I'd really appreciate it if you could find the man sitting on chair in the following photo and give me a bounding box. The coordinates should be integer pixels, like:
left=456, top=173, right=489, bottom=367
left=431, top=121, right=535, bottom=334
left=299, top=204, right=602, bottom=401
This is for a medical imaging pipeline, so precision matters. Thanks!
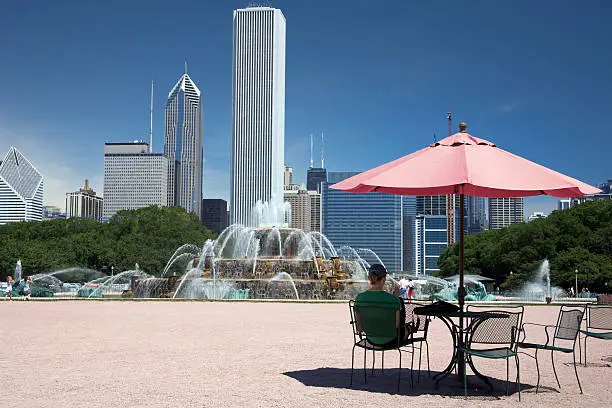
left=355, top=264, right=417, bottom=346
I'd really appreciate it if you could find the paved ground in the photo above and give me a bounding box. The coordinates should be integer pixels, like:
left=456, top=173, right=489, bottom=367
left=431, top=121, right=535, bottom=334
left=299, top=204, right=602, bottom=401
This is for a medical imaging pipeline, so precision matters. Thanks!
left=1, top=301, right=610, bottom=407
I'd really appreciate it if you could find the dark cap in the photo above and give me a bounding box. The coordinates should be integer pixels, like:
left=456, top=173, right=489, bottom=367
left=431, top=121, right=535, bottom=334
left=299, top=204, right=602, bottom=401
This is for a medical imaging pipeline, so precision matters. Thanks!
left=369, top=264, right=387, bottom=277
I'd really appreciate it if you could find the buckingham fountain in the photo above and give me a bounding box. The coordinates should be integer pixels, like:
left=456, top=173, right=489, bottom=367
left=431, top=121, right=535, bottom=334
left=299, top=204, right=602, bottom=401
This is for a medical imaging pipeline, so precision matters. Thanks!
left=129, top=198, right=377, bottom=300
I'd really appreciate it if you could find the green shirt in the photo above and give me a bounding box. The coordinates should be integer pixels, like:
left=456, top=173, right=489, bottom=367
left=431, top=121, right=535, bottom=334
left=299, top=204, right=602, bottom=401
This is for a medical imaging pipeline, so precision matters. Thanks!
left=355, top=290, right=402, bottom=345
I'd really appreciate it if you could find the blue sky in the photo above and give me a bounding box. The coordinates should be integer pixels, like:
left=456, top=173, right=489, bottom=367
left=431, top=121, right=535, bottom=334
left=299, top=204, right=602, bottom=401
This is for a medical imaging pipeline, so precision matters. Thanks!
left=0, top=0, right=610, bottom=217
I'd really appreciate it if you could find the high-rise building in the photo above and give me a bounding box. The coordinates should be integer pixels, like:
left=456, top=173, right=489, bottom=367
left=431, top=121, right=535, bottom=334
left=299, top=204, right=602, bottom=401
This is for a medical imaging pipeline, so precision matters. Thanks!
left=322, top=172, right=403, bottom=271
left=467, top=195, right=487, bottom=233
left=283, top=165, right=293, bottom=188
left=307, top=167, right=327, bottom=193
left=284, top=186, right=311, bottom=230
left=310, top=191, right=321, bottom=233
left=0, top=147, right=43, bottom=225
left=201, top=199, right=229, bottom=235
left=230, top=6, right=286, bottom=226
left=66, top=179, right=103, bottom=220
left=488, top=197, right=524, bottom=230
left=414, top=215, right=448, bottom=275
left=402, top=196, right=416, bottom=273
left=164, top=70, right=204, bottom=219
left=103, top=142, right=168, bottom=219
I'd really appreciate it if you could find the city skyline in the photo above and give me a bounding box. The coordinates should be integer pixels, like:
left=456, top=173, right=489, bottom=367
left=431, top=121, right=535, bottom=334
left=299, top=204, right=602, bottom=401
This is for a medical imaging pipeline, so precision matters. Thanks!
left=0, top=1, right=610, bottom=217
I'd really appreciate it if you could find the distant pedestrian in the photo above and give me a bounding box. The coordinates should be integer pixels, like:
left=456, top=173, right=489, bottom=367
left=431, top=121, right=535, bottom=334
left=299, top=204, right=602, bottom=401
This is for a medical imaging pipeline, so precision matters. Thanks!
left=5, top=276, right=13, bottom=300
left=399, top=276, right=409, bottom=300
left=23, top=276, right=32, bottom=300
left=569, top=287, right=575, bottom=297
left=407, top=279, right=415, bottom=303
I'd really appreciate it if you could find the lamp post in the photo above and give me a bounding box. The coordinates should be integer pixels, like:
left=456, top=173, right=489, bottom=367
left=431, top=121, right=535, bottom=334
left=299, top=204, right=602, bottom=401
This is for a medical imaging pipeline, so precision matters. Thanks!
left=111, top=266, right=114, bottom=277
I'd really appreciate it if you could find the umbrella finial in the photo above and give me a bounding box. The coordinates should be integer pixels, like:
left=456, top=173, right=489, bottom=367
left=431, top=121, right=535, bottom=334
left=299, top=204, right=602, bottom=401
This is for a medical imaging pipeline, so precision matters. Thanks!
left=459, top=122, right=468, bottom=132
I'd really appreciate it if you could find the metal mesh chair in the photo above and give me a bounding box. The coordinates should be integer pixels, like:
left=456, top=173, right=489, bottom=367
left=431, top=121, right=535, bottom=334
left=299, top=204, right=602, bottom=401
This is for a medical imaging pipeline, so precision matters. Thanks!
left=349, top=300, right=408, bottom=393
left=403, top=301, right=431, bottom=382
left=460, top=305, right=524, bottom=400
left=518, top=304, right=586, bottom=393
left=580, top=304, right=612, bottom=366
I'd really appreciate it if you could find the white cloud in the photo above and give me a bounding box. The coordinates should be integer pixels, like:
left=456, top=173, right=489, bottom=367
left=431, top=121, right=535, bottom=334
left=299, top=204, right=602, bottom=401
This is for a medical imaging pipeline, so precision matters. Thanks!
left=0, top=123, right=102, bottom=211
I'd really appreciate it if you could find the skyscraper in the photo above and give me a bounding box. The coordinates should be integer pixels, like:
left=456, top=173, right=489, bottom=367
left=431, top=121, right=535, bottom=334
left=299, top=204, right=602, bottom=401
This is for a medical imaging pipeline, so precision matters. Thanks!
left=103, top=142, right=168, bottom=219
left=201, top=199, right=229, bottom=235
left=164, top=69, right=203, bottom=219
left=322, top=172, right=403, bottom=271
left=0, top=147, right=43, bottom=224
left=307, top=168, right=327, bottom=193
left=488, top=197, right=524, bottom=230
left=66, top=179, right=103, bottom=220
left=230, top=6, right=286, bottom=226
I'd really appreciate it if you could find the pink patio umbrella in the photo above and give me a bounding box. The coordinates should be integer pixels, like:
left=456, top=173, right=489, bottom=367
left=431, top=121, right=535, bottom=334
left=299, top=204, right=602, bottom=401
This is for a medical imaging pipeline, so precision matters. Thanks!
left=331, top=122, right=600, bottom=311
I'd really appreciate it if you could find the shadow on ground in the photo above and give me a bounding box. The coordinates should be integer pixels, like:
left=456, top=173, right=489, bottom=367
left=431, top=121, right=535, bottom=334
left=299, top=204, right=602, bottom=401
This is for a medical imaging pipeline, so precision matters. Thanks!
left=283, top=368, right=539, bottom=399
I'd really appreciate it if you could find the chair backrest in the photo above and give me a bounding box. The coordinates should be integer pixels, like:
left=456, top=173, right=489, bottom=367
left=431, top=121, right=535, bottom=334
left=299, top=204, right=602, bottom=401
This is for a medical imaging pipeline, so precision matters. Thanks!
left=349, top=300, right=399, bottom=340
left=587, top=305, right=612, bottom=331
left=466, top=305, right=524, bottom=347
left=404, top=301, right=430, bottom=333
left=554, top=305, right=585, bottom=341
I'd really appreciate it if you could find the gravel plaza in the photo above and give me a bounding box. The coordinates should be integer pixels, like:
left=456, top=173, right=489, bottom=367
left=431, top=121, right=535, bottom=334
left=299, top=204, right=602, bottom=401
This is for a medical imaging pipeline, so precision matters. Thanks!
left=1, top=301, right=610, bottom=408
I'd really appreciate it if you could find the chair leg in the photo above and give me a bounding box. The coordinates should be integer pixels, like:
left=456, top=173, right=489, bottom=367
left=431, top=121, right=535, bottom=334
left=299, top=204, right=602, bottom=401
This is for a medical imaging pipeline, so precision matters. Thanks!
left=464, top=352, right=468, bottom=399
left=418, top=343, right=423, bottom=383
left=515, top=354, right=521, bottom=402
left=397, top=349, right=402, bottom=393
left=583, top=335, right=588, bottom=367
left=506, top=357, right=510, bottom=395
left=535, top=349, right=541, bottom=393
left=551, top=350, right=561, bottom=389
left=363, top=347, right=367, bottom=383
left=372, top=350, right=375, bottom=375
left=411, top=343, right=415, bottom=387
left=425, top=340, right=431, bottom=377
left=350, top=345, right=356, bottom=387
left=573, top=350, right=583, bottom=394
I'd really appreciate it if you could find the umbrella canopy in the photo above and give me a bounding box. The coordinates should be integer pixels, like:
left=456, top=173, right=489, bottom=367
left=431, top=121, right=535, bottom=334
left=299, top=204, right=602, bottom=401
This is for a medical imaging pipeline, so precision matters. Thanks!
left=331, top=123, right=600, bottom=198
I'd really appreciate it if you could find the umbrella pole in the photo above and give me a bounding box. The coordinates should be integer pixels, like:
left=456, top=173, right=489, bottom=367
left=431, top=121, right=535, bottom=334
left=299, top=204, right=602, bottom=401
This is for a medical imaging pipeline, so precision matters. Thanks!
left=458, top=193, right=466, bottom=379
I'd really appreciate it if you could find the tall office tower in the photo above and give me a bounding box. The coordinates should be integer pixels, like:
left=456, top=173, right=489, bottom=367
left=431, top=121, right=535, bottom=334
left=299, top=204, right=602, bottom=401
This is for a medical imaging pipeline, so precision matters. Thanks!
left=402, top=196, right=416, bottom=273
left=164, top=70, right=204, bottom=219
left=66, top=179, right=103, bottom=220
left=103, top=142, right=168, bottom=219
left=414, top=215, right=448, bottom=275
left=230, top=6, right=286, bottom=226
left=284, top=185, right=311, bottom=230
left=309, top=191, right=321, bottom=233
left=467, top=195, right=487, bottom=234
left=201, top=199, right=229, bottom=235
left=306, top=168, right=327, bottom=193
left=488, top=197, right=524, bottom=230
left=283, top=165, right=293, bottom=188
left=0, top=147, right=43, bottom=224
left=416, top=195, right=447, bottom=216
left=322, top=172, right=403, bottom=271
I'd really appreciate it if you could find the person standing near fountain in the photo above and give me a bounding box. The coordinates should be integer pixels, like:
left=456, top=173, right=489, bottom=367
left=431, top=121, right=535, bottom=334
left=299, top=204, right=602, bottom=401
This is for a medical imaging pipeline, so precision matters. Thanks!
left=399, top=276, right=409, bottom=300
left=355, top=264, right=416, bottom=346
left=407, top=278, right=415, bottom=303
left=5, top=276, right=13, bottom=300
left=22, top=276, right=32, bottom=300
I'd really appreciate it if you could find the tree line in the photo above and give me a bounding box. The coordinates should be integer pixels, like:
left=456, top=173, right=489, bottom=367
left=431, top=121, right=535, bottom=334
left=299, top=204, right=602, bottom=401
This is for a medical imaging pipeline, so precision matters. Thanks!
left=437, top=200, right=612, bottom=293
left=0, top=206, right=215, bottom=280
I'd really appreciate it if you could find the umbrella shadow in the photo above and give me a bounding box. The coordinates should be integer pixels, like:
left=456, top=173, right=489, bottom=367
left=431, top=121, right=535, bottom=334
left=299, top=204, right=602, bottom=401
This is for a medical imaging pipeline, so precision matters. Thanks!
left=283, top=367, right=535, bottom=398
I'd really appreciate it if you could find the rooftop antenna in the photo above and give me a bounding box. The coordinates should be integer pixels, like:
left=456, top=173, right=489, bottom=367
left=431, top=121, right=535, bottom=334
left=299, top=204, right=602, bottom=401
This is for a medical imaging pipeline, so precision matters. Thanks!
left=149, top=80, right=154, bottom=152
left=309, top=134, right=314, bottom=168
left=184, top=60, right=188, bottom=75
left=321, top=132, right=325, bottom=168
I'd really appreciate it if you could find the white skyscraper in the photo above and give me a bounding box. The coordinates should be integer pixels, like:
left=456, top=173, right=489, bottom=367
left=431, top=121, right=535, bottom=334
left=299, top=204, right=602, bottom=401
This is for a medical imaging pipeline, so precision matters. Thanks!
left=230, top=6, right=286, bottom=226
left=488, top=197, right=524, bottom=230
left=103, top=142, right=168, bottom=219
left=0, top=147, right=43, bottom=224
left=66, top=179, right=103, bottom=220
left=164, top=70, right=203, bottom=219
